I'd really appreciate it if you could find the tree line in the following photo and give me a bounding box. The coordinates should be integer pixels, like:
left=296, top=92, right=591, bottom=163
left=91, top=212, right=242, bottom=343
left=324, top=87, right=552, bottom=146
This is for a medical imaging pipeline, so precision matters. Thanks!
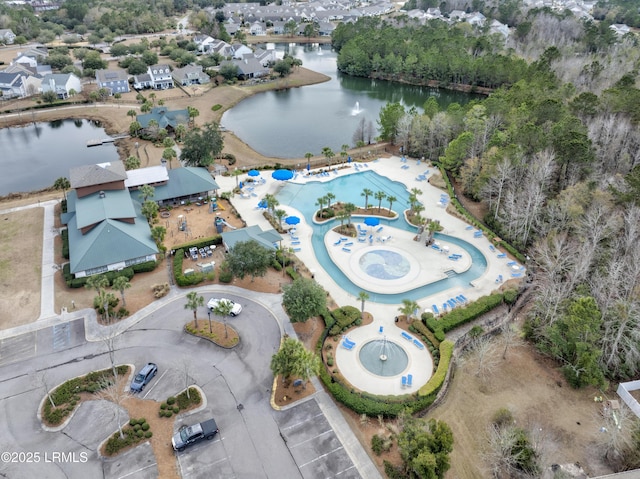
left=354, top=14, right=640, bottom=392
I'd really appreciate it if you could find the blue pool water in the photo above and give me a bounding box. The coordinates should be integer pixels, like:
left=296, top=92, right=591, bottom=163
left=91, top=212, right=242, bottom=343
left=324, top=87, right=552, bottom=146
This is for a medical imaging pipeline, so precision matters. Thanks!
left=275, top=170, right=487, bottom=303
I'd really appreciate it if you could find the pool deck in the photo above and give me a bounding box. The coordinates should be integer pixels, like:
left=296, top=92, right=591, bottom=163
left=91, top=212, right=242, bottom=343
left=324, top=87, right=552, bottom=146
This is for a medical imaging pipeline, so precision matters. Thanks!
left=220, top=156, right=524, bottom=395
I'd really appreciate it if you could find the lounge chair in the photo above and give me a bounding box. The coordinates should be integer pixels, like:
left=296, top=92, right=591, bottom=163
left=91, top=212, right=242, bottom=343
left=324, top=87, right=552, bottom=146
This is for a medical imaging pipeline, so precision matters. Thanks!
left=489, top=245, right=496, bottom=252
left=376, top=226, right=383, bottom=233
left=460, top=295, right=468, bottom=302
left=293, top=247, right=301, bottom=252
left=407, top=374, right=413, bottom=386
left=342, top=247, right=351, bottom=252
left=413, top=339, right=424, bottom=350
left=401, top=331, right=413, bottom=341
left=432, top=304, right=439, bottom=315
left=497, top=253, right=507, bottom=258
left=291, top=241, right=300, bottom=245
left=334, top=239, right=342, bottom=246
left=465, top=225, right=474, bottom=230
left=342, top=336, right=356, bottom=350
left=401, top=376, right=407, bottom=388
left=474, top=231, right=483, bottom=238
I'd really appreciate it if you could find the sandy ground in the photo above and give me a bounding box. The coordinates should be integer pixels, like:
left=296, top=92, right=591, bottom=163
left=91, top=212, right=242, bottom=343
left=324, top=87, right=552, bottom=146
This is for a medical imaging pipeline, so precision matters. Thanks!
left=0, top=208, right=43, bottom=326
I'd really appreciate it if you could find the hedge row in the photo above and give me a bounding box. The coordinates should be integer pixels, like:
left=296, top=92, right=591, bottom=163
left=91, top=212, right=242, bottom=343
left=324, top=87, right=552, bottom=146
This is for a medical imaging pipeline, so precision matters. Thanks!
left=63, top=261, right=158, bottom=288
left=173, top=248, right=205, bottom=287
left=285, top=266, right=300, bottom=280
left=61, top=229, right=69, bottom=259
left=328, top=306, right=361, bottom=336
left=438, top=165, right=525, bottom=263
left=174, top=235, right=222, bottom=252
left=424, top=293, right=504, bottom=338
left=418, top=340, right=454, bottom=397
left=409, top=320, right=440, bottom=347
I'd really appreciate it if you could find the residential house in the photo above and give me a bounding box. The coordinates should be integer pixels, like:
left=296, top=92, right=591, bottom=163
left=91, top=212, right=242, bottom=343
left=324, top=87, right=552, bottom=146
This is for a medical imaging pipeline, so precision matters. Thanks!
left=249, top=21, right=267, bottom=35
left=132, top=73, right=153, bottom=90
left=610, top=23, right=631, bottom=36
left=148, top=64, right=174, bottom=90
left=220, top=225, right=282, bottom=252
left=136, top=106, right=189, bottom=133
left=40, top=73, right=81, bottom=99
left=225, top=56, right=270, bottom=80
left=254, top=47, right=277, bottom=67
left=489, top=19, right=510, bottom=38
left=193, top=34, right=217, bottom=54
left=0, top=29, right=16, bottom=44
left=318, top=21, right=335, bottom=36
left=95, top=69, right=130, bottom=95
left=172, top=65, right=210, bottom=86
left=0, top=72, right=26, bottom=98
left=231, top=43, right=253, bottom=60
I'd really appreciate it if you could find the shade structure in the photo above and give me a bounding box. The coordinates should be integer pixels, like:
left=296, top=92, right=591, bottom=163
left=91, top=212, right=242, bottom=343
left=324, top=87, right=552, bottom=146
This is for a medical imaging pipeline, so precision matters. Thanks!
left=248, top=169, right=260, bottom=177
left=364, top=217, right=380, bottom=227
left=272, top=169, right=294, bottom=181
left=285, top=216, right=300, bottom=225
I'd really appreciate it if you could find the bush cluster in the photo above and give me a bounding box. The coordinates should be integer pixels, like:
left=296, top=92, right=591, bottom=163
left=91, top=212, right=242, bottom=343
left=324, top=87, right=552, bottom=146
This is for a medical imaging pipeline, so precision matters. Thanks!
left=418, top=341, right=453, bottom=397
left=328, top=306, right=361, bottom=336
left=217, top=261, right=233, bottom=283
left=173, top=249, right=205, bottom=286
left=104, top=418, right=151, bottom=456
left=285, top=266, right=300, bottom=280
left=424, top=293, right=504, bottom=339
left=61, top=229, right=69, bottom=259
left=42, top=366, right=129, bottom=425
left=158, top=387, right=202, bottom=418
left=63, top=261, right=157, bottom=288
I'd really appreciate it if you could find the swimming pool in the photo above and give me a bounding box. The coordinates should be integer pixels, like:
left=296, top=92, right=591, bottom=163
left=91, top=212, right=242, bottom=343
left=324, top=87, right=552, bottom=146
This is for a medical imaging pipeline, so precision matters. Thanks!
left=275, top=170, right=487, bottom=303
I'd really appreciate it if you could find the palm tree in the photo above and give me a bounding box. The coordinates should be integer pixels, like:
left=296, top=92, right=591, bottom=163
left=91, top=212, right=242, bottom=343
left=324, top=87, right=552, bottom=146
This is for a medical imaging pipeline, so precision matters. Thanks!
left=184, top=291, right=204, bottom=329
left=209, top=298, right=234, bottom=337
left=53, top=176, right=70, bottom=201
left=343, top=202, right=356, bottom=226
left=162, top=147, right=176, bottom=169
left=127, top=109, right=137, bottom=119
left=294, top=348, right=321, bottom=389
left=274, top=209, right=286, bottom=228
left=398, top=299, right=420, bottom=323
left=374, top=191, right=386, bottom=212
left=139, top=184, right=155, bottom=203
left=231, top=168, right=243, bottom=187
left=361, top=188, right=373, bottom=209
left=357, top=291, right=370, bottom=315
left=175, top=124, right=186, bottom=142
left=304, top=152, right=313, bottom=171
left=336, top=211, right=349, bottom=228
left=187, top=106, right=200, bottom=127
left=325, top=192, right=336, bottom=209
left=321, top=146, right=334, bottom=166
left=112, top=276, right=131, bottom=308
left=151, top=225, right=166, bottom=248
left=386, top=195, right=397, bottom=215
left=315, top=195, right=326, bottom=217
left=264, top=194, right=279, bottom=215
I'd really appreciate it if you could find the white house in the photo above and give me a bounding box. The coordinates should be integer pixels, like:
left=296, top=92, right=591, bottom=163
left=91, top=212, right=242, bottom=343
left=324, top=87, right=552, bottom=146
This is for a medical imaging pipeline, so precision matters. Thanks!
left=148, top=64, right=174, bottom=90
left=40, top=73, right=82, bottom=99
left=0, top=29, right=16, bottom=44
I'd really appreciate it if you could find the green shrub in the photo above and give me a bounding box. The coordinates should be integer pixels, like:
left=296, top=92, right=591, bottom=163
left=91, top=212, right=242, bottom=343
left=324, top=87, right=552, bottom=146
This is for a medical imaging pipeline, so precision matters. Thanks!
left=492, top=407, right=514, bottom=427
left=218, top=261, right=233, bottom=283
left=371, top=434, right=384, bottom=455
left=285, top=266, right=300, bottom=280
left=173, top=406, right=180, bottom=413
left=409, top=321, right=440, bottom=347
left=211, top=104, right=222, bottom=111
left=329, top=306, right=361, bottom=336
left=166, top=396, right=176, bottom=405
left=61, top=229, right=69, bottom=259
left=418, top=340, right=453, bottom=397
left=129, top=419, right=137, bottom=427
left=145, top=431, right=153, bottom=438
left=132, top=260, right=158, bottom=273
left=425, top=293, right=504, bottom=337
left=141, top=422, right=150, bottom=431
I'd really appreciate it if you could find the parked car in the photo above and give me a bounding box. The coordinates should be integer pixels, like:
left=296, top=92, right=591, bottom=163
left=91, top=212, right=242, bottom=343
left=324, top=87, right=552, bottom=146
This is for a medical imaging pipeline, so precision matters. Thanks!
left=207, top=298, right=242, bottom=316
left=130, top=363, right=158, bottom=392
left=172, top=418, right=219, bottom=451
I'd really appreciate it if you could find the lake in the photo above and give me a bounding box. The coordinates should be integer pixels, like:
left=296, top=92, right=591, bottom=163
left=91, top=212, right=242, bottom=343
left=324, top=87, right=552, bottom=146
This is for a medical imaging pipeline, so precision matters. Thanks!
left=221, top=43, right=480, bottom=158
left=0, top=119, right=119, bottom=196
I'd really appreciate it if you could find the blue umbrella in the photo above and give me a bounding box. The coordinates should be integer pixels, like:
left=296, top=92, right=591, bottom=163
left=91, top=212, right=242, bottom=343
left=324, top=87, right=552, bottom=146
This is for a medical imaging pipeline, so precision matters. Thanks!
left=364, top=217, right=380, bottom=227
left=248, top=169, right=260, bottom=177
left=272, top=169, right=294, bottom=181
left=285, top=216, right=300, bottom=225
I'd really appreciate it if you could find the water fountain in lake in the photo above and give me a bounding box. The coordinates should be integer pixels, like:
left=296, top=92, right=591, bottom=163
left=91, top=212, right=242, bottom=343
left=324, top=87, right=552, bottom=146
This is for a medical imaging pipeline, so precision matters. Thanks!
left=351, top=101, right=362, bottom=116
left=358, top=336, right=408, bottom=377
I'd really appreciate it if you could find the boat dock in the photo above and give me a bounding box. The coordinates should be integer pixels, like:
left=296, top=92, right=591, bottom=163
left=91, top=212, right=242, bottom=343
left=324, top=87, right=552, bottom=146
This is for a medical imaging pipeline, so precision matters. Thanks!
left=87, top=135, right=129, bottom=147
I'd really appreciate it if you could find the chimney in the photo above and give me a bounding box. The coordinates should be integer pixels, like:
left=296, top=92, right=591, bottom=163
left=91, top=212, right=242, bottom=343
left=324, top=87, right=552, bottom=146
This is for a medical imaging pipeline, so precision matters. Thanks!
left=99, top=191, right=105, bottom=198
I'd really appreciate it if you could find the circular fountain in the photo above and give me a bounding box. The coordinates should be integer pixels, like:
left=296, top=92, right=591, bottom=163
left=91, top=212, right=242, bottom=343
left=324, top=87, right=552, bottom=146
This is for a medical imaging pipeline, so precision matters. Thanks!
left=358, top=336, right=408, bottom=377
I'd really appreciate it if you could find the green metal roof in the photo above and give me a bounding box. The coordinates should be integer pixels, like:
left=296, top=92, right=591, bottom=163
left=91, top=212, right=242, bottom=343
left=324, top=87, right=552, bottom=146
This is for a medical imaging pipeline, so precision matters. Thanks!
left=131, top=167, right=219, bottom=203
left=67, top=201, right=158, bottom=274
left=74, top=189, right=137, bottom=230
left=221, top=225, right=282, bottom=251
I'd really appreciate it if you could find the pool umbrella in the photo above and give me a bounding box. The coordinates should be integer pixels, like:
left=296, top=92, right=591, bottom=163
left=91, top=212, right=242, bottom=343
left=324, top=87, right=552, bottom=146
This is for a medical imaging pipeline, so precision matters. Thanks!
left=364, top=217, right=380, bottom=227
left=248, top=169, right=260, bottom=177
left=285, top=216, right=300, bottom=226
left=272, top=169, right=294, bottom=181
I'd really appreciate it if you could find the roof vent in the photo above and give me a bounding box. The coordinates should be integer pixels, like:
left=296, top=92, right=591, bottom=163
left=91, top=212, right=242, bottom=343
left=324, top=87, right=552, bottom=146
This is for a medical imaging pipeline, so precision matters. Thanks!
left=99, top=191, right=105, bottom=198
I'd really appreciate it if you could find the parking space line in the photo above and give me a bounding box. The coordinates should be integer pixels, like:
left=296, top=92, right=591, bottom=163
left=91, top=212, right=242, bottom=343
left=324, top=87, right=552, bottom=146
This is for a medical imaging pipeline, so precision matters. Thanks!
left=289, top=429, right=333, bottom=448
left=281, top=412, right=324, bottom=430
left=299, top=446, right=345, bottom=468
left=118, top=463, right=157, bottom=479
left=334, top=464, right=358, bottom=476
left=142, top=369, right=168, bottom=399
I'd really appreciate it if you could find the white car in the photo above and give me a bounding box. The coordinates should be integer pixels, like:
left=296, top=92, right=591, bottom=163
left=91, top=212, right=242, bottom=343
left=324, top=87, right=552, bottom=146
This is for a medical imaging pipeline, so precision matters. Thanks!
left=207, top=298, right=242, bottom=316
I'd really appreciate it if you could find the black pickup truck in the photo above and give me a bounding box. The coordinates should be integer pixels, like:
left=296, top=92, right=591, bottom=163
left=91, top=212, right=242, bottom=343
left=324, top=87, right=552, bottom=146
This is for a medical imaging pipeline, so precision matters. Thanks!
left=172, top=418, right=219, bottom=452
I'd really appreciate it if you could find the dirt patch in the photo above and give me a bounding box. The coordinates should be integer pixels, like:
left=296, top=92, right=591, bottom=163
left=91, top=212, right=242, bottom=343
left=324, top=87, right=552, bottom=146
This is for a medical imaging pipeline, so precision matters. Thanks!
left=0, top=207, right=43, bottom=326
left=185, top=318, right=239, bottom=348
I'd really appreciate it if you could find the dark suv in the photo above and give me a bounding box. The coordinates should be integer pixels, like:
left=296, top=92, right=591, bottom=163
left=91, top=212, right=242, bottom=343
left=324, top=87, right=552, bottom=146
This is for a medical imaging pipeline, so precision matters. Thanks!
left=130, top=363, right=158, bottom=392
